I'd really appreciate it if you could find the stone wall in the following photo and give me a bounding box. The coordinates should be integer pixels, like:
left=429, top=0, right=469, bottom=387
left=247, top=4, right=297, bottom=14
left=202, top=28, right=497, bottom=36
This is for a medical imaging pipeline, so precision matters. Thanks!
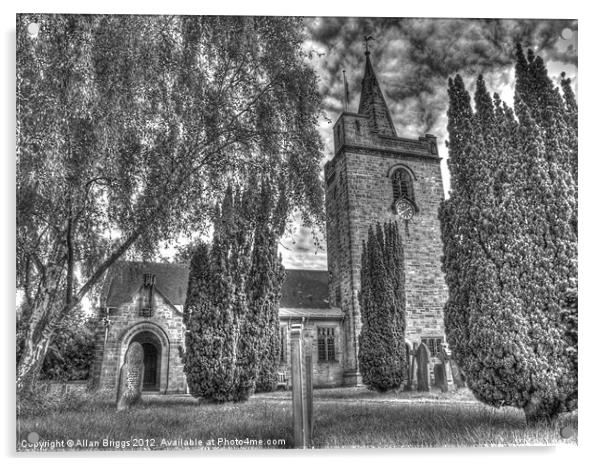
left=91, top=291, right=187, bottom=395
left=278, top=320, right=344, bottom=388
left=325, top=112, right=448, bottom=384
left=41, top=380, right=89, bottom=396
left=93, top=298, right=346, bottom=394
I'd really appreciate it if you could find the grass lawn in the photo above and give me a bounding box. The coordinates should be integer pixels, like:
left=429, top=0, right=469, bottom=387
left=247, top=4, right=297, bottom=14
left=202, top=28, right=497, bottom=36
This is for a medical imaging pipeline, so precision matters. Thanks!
left=17, top=387, right=577, bottom=451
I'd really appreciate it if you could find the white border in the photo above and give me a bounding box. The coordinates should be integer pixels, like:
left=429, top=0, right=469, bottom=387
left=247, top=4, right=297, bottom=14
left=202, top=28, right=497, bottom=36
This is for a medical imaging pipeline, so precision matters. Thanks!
left=3, top=2, right=597, bottom=466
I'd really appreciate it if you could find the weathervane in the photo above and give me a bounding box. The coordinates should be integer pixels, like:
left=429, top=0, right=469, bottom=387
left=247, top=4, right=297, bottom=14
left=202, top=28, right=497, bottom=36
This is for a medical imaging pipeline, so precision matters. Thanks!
left=363, top=35, right=374, bottom=54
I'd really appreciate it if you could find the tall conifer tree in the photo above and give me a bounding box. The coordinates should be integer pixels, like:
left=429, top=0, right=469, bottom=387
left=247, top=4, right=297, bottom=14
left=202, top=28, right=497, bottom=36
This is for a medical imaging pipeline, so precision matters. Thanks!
left=358, top=222, right=406, bottom=392
left=184, top=180, right=287, bottom=401
left=440, top=46, right=577, bottom=423
left=247, top=183, right=287, bottom=393
left=183, top=186, right=253, bottom=402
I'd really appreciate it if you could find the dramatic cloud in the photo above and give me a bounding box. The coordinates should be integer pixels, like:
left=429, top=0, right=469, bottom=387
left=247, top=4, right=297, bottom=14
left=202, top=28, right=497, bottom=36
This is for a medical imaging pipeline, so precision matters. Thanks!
left=306, top=17, right=577, bottom=146
left=280, top=17, right=578, bottom=271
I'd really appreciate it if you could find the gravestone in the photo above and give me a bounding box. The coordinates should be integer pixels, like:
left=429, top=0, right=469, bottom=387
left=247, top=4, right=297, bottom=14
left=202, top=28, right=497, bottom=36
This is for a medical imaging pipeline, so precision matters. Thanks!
left=435, top=344, right=455, bottom=392
left=433, top=363, right=446, bottom=391
left=116, top=342, right=144, bottom=411
left=441, top=342, right=455, bottom=390
left=415, top=342, right=431, bottom=391
left=290, top=323, right=313, bottom=448
left=449, top=359, right=466, bottom=388
left=410, top=342, right=419, bottom=390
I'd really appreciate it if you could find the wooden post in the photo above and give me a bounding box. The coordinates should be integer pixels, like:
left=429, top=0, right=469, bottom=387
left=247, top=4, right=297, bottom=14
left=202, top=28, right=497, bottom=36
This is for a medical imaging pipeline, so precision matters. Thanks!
left=290, top=323, right=312, bottom=448
left=304, top=328, right=314, bottom=439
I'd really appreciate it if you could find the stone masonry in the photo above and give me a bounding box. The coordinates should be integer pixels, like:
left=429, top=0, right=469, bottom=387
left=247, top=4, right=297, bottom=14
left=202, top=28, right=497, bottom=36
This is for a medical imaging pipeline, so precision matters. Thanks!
left=91, top=291, right=187, bottom=394
left=324, top=50, right=448, bottom=385
left=93, top=264, right=346, bottom=395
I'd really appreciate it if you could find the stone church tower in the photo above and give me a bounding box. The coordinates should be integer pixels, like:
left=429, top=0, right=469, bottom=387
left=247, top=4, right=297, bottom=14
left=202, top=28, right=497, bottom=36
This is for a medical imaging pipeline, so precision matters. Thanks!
left=324, top=49, right=448, bottom=386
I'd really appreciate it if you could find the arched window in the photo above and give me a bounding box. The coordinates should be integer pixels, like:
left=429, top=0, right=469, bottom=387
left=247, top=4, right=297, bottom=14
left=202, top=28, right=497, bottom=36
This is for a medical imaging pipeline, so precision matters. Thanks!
left=391, top=168, right=415, bottom=203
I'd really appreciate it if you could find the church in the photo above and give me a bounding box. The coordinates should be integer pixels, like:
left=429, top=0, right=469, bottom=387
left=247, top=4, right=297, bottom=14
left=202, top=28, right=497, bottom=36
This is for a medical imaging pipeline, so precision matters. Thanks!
left=91, top=49, right=448, bottom=394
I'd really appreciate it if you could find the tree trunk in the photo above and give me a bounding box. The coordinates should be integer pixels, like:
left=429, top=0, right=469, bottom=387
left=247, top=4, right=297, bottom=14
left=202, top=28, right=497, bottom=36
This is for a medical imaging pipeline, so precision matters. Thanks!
left=17, top=258, right=66, bottom=394
left=523, top=396, right=559, bottom=425
left=17, top=228, right=143, bottom=395
left=16, top=324, right=56, bottom=394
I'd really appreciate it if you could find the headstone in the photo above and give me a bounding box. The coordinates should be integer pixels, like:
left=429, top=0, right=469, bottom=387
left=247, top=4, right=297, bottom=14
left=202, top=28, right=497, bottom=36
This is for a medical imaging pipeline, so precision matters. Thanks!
left=449, top=359, right=466, bottom=388
left=441, top=343, right=455, bottom=390
left=435, top=344, right=455, bottom=392
left=433, top=363, right=446, bottom=391
left=415, top=342, right=431, bottom=391
left=290, top=324, right=313, bottom=448
left=116, top=342, right=144, bottom=411
left=410, top=342, right=419, bottom=390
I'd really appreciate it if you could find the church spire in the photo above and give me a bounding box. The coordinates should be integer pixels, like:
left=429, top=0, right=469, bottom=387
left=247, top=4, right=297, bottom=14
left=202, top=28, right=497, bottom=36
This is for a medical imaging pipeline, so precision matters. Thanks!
left=357, top=46, right=397, bottom=137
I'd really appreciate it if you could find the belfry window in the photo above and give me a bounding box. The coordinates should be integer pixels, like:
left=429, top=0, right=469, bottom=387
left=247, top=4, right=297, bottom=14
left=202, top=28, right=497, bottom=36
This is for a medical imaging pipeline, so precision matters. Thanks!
left=139, top=273, right=155, bottom=317
left=392, top=168, right=415, bottom=203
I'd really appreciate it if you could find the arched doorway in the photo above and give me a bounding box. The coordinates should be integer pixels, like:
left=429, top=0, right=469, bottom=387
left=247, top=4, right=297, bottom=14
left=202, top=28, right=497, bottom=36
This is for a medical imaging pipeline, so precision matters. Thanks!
left=118, top=322, right=170, bottom=393
left=130, top=331, right=162, bottom=392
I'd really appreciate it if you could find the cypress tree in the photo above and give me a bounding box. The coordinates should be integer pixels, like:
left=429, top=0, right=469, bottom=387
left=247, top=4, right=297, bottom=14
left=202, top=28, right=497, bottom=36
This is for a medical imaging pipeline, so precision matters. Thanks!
left=358, top=222, right=406, bottom=392
left=183, top=186, right=252, bottom=402
left=248, top=182, right=286, bottom=392
left=440, top=47, right=577, bottom=423
left=229, top=184, right=257, bottom=401
left=184, top=180, right=288, bottom=401
left=182, top=241, right=213, bottom=398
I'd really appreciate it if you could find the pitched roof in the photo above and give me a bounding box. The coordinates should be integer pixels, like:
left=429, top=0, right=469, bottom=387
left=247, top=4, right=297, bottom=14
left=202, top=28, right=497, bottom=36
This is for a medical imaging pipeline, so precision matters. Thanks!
left=102, top=261, right=190, bottom=308
left=101, top=262, right=331, bottom=310
left=280, top=269, right=331, bottom=309
left=358, top=51, right=397, bottom=137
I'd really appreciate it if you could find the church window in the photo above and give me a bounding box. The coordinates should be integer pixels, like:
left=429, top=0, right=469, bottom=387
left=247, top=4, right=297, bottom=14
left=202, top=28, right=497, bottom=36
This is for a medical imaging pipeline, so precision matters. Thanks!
left=421, top=336, right=443, bottom=358
left=318, top=327, right=336, bottom=362
left=355, top=120, right=361, bottom=134
left=392, top=168, right=415, bottom=203
left=139, top=273, right=155, bottom=317
left=280, top=325, right=288, bottom=363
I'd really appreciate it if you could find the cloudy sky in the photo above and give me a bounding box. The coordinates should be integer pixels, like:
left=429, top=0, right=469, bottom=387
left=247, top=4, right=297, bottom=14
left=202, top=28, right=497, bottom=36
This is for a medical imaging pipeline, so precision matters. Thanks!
left=278, top=17, right=578, bottom=271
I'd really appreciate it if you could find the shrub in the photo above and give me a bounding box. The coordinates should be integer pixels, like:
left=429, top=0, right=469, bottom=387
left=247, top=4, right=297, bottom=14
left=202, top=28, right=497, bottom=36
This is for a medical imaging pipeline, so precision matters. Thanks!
left=39, top=314, right=97, bottom=382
